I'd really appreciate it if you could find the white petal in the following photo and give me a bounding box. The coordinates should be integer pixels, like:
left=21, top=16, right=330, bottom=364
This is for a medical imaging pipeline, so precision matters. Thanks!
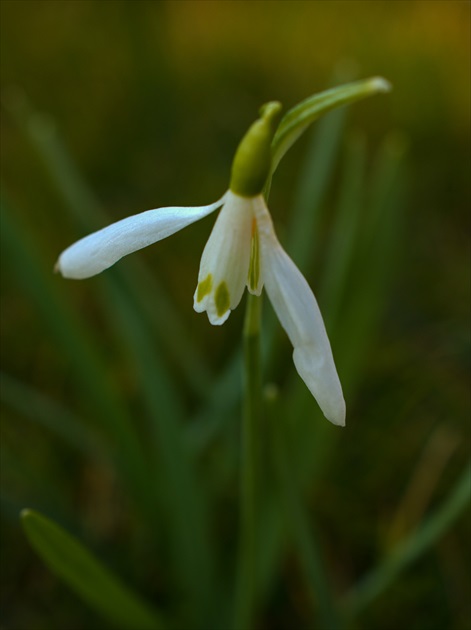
left=56, top=195, right=226, bottom=279
left=193, top=191, right=253, bottom=325
left=254, top=198, right=345, bottom=426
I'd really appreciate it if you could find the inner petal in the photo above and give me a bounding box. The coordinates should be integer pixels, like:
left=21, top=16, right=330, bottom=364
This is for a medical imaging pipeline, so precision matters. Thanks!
left=247, top=216, right=263, bottom=296
left=193, top=191, right=254, bottom=325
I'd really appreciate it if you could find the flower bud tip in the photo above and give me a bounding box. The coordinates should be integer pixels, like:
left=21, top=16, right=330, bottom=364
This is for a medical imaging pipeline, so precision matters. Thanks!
left=230, top=102, right=283, bottom=197
left=371, top=77, right=392, bottom=93
left=259, top=101, right=283, bottom=128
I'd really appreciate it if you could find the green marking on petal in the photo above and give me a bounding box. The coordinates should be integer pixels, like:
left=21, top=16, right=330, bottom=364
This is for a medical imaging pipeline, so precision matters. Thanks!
left=248, top=221, right=260, bottom=291
left=196, top=274, right=213, bottom=302
left=215, top=281, right=230, bottom=317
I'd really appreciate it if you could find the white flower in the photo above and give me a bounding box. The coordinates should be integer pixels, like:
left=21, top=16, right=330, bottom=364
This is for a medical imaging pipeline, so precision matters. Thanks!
left=56, top=101, right=345, bottom=426
left=56, top=189, right=345, bottom=426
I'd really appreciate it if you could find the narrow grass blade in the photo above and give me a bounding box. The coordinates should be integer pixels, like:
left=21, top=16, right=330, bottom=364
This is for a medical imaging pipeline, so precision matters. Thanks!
left=2, top=198, right=214, bottom=617
left=0, top=372, right=103, bottom=459
left=185, top=350, right=241, bottom=454
left=104, top=275, right=185, bottom=428
left=1, top=444, right=73, bottom=522
left=121, top=262, right=213, bottom=396
left=319, top=133, right=366, bottom=329
left=271, top=77, right=391, bottom=173
left=336, top=133, right=408, bottom=392
left=342, top=461, right=471, bottom=617
left=4, top=96, right=217, bottom=613
left=2, top=91, right=212, bottom=397
left=271, top=399, right=342, bottom=629
left=0, top=198, right=151, bottom=516
left=256, top=493, right=286, bottom=605
left=102, top=276, right=215, bottom=626
left=21, top=509, right=164, bottom=630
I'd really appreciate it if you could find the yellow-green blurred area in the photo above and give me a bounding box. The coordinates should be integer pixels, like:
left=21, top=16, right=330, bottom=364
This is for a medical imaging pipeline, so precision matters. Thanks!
left=1, top=1, right=470, bottom=629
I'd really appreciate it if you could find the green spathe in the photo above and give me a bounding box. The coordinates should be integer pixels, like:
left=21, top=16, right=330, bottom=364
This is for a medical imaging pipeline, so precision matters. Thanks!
left=230, top=102, right=282, bottom=197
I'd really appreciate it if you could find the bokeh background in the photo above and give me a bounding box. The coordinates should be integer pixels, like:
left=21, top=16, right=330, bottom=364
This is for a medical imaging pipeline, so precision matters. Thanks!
left=1, top=1, right=470, bottom=629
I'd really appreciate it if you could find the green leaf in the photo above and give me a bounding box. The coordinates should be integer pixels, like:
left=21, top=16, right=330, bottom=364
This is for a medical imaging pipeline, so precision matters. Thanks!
left=21, top=509, right=164, bottom=630
left=270, top=395, right=342, bottom=629
left=0, top=196, right=152, bottom=520
left=1, top=445, right=72, bottom=522
left=271, top=76, right=391, bottom=173
left=342, top=461, right=471, bottom=617
left=319, top=132, right=367, bottom=330
left=4, top=97, right=216, bottom=622
left=0, top=372, right=103, bottom=459
left=336, top=132, right=408, bottom=393
left=2, top=91, right=212, bottom=398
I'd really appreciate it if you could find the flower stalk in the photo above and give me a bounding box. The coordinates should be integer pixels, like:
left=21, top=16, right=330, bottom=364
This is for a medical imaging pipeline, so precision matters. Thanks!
left=235, top=292, right=262, bottom=629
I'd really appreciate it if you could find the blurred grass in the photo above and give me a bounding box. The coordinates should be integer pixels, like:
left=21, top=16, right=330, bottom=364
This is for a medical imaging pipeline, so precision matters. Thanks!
left=21, top=509, right=164, bottom=630
left=1, top=1, right=470, bottom=629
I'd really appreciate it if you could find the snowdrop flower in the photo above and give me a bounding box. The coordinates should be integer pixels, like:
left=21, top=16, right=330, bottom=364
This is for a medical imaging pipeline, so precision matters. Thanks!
left=57, top=103, right=345, bottom=426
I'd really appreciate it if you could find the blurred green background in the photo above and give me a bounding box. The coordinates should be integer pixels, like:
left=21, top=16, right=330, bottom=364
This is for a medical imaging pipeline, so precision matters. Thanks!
left=1, top=1, right=470, bottom=629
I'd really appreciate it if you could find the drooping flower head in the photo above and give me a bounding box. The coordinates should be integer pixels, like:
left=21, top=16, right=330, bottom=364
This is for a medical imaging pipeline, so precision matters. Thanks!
left=57, top=101, right=346, bottom=426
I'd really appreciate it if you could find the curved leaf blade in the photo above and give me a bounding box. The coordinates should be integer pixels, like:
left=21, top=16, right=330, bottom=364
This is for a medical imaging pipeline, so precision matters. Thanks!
left=21, top=510, right=164, bottom=630
left=271, top=76, right=391, bottom=172
left=342, top=460, right=471, bottom=616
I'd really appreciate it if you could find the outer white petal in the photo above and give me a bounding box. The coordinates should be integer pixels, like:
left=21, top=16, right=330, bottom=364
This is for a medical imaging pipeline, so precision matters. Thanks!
left=56, top=195, right=226, bottom=279
left=193, top=191, right=253, bottom=325
left=254, top=198, right=346, bottom=426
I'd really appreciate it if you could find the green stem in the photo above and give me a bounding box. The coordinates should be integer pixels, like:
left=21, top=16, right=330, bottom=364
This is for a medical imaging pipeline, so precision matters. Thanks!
left=235, top=293, right=262, bottom=630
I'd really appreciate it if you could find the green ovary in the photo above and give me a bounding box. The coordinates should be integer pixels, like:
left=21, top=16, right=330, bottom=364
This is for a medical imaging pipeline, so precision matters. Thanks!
left=215, top=281, right=230, bottom=317
left=196, top=274, right=213, bottom=302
